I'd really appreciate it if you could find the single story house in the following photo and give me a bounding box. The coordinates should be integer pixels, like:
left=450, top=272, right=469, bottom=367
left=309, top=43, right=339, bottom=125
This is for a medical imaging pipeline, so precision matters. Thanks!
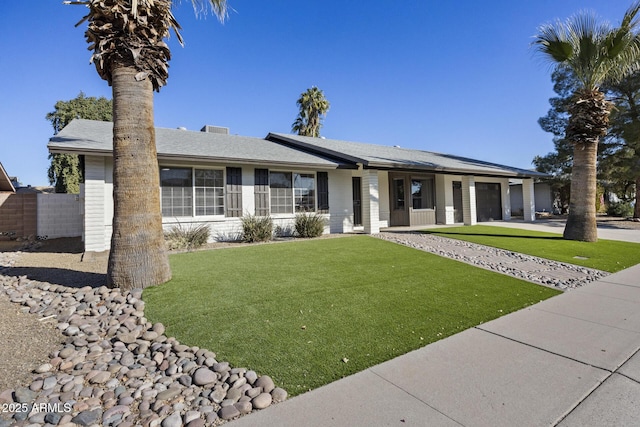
left=48, top=119, right=546, bottom=252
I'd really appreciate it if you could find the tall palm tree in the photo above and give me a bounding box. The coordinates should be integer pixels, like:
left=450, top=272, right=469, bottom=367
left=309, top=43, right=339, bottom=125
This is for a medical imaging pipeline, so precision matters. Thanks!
left=534, top=2, right=640, bottom=241
left=292, top=86, right=330, bottom=137
left=70, top=0, right=227, bottom=290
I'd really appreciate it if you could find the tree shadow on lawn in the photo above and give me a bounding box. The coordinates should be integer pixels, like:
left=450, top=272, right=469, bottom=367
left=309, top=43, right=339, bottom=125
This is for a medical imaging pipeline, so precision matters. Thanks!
left=1, top=266, right=106, bottom=288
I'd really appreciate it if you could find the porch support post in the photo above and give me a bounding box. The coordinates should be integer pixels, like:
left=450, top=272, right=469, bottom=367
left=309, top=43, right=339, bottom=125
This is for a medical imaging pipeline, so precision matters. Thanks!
left=522, top=178, right=536, bottom=221
left=435, top=174, right=451, bottom=224
left=462, top=175, right=477, bottom=226
left=362, top=170, right=380, bottom=234
left=501, top=179, right=512, bottom=221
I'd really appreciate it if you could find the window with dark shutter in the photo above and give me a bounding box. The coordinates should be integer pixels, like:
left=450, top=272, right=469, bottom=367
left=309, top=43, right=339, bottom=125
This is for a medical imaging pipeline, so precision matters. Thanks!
left=254, top=168, right=270, bottom=216
left=226, top=167, right=242, bottom=217
left=317, top=172, right=329, bottom=213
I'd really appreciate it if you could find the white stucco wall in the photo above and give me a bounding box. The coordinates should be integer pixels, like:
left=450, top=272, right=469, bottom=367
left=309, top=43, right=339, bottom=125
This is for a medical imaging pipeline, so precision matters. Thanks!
left=377, top=171, right=389, bottom=228
left=81, top=158, right=356, bottom=251
left=328, top=169, right=355, bottom=233
left=435, top=174, right=458, bottom=224
left=362, top=170, right=381, bottom=233
left=511, top=182, right=552, bottom=214
left=83, top=156, right=109, bottom=252
left=37, top=193, right=83, bottom=239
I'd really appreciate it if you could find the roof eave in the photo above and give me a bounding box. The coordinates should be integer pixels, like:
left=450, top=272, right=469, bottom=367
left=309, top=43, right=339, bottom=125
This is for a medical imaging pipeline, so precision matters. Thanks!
left=363, top=162, right=548, bottom=179
left=157, top=153, right=350, bottom=170
left=47, top=147, right=353, bottom=170
left=47, top=145, right=111, bottom=156
left=266, top=133, right=366, bottom=166
left=0, top=162, right=16, bottom=192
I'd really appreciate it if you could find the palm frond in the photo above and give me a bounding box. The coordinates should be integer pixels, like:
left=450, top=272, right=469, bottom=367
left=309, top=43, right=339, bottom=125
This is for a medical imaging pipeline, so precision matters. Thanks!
left=186, top=0, right=228, bottom=21
left=534, top=6, right=640, bottom=91
left=78, top=0, right=227, bottom=91
left=534, top=21, right=573, bottom=63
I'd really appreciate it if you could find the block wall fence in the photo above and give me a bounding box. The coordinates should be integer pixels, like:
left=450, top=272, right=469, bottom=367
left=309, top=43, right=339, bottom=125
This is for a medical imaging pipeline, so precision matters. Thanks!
left=0, top=193, right=82, bottom=240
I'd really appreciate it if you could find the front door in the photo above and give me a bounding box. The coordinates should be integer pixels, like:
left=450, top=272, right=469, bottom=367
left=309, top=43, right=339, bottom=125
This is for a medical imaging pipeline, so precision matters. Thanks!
left=352, top=177, right=362, bottom=226
left=389, top=175, right=410, bottom=226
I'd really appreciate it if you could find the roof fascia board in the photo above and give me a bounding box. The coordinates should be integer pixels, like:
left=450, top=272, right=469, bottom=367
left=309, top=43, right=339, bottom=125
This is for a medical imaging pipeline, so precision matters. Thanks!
left=158, top=154, right=349, bottom=170
left=362, top=164, right=549, bottom=179
left=48, top=148, right=354, bottom=170
left=0, top=162, right=16, bottom=192
left=266, top=133, right=364, bottom=166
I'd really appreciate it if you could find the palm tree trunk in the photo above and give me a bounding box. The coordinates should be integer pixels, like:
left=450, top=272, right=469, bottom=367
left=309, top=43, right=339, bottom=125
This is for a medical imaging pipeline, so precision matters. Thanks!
left=107, top=66, right=172, bottom=290
left=563, top=142, right=598, bottom=241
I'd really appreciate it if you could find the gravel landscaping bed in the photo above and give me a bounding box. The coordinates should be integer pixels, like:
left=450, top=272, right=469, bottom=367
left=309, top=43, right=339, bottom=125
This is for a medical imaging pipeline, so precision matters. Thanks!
left=0, top=244, right=286, bottom=427
left=375, top=232, right=610, bottom=290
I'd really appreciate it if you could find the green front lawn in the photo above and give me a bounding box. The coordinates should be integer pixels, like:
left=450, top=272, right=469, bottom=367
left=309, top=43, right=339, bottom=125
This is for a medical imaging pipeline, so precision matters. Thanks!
left=424, top=225, right=640, bottom=272
left=143, top=236, right=559, bottom=396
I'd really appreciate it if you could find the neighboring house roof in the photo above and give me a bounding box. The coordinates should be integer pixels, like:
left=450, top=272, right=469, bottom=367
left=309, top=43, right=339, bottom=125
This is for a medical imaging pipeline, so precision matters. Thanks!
left=267, top=133, right=547, bottom=179
left=48, top=119, right=352, bottom=170
left=0, top=162, right=16, bottom=192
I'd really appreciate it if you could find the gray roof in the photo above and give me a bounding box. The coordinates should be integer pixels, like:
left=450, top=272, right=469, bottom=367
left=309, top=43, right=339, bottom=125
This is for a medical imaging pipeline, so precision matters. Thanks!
left=267, top=133, right=547, bottom=179
left=48, top=119, right=349, bottom=169
left=48, top=119, right=546, bottom=179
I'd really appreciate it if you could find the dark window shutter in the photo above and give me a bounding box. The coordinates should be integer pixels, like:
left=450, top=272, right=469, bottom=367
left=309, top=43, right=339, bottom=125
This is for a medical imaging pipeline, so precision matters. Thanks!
left=226, top=167, right=242, bottom=217
left=254, top=168, right=270, bottom=216
left=317, top=171, right=329, bottom=213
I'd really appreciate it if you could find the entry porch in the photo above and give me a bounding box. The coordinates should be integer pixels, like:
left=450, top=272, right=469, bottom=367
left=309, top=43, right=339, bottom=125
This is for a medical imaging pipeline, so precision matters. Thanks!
left=351, top=170, right=537, bottom=234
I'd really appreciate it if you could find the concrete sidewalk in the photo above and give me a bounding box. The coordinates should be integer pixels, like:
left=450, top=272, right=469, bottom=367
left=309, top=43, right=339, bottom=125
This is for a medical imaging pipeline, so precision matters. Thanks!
left=231, top=222, right=640, bottom=426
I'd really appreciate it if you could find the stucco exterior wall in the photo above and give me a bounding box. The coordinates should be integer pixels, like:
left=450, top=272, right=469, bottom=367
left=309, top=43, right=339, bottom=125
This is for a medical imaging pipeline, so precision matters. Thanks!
left=83, top=156, right=110, bottom=251
left=511, top=182, right=553, bottom=215
left=37, top=193, right=82, bottom=239
left=328, top=169, right=355, bottom=233
left=377, top=171, right=390, bottom=228
left=82, top=158, right=353, bottom=251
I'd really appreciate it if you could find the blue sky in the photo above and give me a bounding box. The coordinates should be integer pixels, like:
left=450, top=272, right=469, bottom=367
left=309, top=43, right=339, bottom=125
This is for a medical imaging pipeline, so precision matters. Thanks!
left=0, top=1, right=632, bottom=186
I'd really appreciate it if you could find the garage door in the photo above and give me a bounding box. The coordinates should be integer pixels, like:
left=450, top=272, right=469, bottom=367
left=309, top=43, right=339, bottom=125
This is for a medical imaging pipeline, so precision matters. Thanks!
left=476, top=182, right=502, bottom=221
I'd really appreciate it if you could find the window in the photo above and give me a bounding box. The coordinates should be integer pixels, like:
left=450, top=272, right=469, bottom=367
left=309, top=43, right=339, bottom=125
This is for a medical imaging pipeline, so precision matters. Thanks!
left=195, top=169, right=224, bottom=216
left=294, top=173, right=316, bottom=212
left=160, top=167, right=225, bottom=217
left=161, top=168, right=193, bottom=216
left=270, top=172, right=293, bottom=214
left=269, top=171, right=316, bottom=214
left=412, top=178, right=435, bottom=209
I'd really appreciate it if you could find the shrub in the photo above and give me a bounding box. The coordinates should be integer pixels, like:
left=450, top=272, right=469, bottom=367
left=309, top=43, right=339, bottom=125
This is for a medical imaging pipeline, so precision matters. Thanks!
left=241, top=214, right=273, bottom=243
left=295, top=213, right=327, bottom=238
left=164, top=222, right=210, bottom=251
left=607, top=201, right=634, bottom=218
